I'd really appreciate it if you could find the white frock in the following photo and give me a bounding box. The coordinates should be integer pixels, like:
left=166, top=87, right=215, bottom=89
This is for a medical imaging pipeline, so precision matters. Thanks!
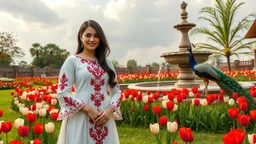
left=56, top=55, right=122, bottom=144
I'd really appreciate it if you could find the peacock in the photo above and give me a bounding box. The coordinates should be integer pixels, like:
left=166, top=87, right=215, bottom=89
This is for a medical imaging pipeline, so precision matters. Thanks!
left=187, top=44, right=255, bottom=110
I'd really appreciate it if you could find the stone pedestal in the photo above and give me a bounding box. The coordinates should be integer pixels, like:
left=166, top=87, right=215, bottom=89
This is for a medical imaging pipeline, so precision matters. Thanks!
left=175, top=64, right=199, bottom=88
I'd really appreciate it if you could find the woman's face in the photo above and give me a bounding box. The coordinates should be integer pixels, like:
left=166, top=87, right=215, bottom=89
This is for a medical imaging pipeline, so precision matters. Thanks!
left=80, top=26, right=100, bottom=52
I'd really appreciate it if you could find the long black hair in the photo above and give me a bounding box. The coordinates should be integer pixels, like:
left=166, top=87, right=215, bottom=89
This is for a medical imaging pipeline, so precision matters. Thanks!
left=76, top=20, right=117, bottom=88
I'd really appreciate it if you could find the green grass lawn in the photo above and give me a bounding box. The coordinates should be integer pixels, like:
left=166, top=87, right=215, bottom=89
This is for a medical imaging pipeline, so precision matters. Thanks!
left=0, top=89, right=224, bottom=144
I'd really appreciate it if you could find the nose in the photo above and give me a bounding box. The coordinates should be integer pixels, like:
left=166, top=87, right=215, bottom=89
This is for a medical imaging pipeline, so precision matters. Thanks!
left=89, top=36, right=95, bottom=42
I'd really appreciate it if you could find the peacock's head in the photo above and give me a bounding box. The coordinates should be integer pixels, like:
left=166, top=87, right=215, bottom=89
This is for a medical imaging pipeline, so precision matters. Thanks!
left=187, top=46, right=192, bottom=52
left=187, top=43, right=195, bottom=52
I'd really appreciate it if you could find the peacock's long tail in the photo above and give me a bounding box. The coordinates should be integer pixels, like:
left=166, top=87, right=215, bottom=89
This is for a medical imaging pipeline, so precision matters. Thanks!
left=212, top=67, right=255, bottom=110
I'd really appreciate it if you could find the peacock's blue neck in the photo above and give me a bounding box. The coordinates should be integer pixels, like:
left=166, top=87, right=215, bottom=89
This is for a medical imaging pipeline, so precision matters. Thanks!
left=189, top=50, right=197, bottom=69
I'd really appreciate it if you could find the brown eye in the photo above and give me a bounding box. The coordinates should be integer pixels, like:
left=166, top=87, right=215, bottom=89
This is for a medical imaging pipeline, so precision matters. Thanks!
left=85, top=34, right=91, bottom=38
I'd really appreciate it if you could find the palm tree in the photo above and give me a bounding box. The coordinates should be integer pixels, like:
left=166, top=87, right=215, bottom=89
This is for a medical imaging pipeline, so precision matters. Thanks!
left=190, top=0, right=256, bottom=71
left=30, top=43, right=41, bottom=57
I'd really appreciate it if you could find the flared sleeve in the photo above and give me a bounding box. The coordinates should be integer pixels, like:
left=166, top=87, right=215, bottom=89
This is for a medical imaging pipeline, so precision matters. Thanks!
left=106, top=59, right=123, bottom=120
left=57, top=56, right=86, bottom=120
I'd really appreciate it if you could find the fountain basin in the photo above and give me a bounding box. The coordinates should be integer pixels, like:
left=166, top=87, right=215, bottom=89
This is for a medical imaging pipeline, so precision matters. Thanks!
left=160, top=51, right=212, bottom=64
left=127, top=80, right=255, bottom=95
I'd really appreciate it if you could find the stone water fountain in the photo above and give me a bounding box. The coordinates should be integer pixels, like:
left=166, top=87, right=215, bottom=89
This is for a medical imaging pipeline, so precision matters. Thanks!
left=160, top=1, right=212, bottom=88
left=127, top=1, right=254, bottom=93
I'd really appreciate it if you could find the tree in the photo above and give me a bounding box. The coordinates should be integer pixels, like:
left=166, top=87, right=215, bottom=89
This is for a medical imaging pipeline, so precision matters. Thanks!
left=126, top=59, right=138, bottom=67
left=111, top=60, right=120, bottom=68
left=0, top=52, right=12, bottom=67
left=0, top=32, right=25, bottom=66
left=30, top=43, right=42, bottom=58
left=151, top=62, right=159, bottom=67
left=19, top=61, right=28, bottom=67
left=30, top=43, right=70, bottom=68
left=190, top=0, right=256, bottom=71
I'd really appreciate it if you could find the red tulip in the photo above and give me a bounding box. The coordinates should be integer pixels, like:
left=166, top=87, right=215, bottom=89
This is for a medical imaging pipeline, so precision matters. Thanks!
left=250, top=110, right=256, bottom=121
left=131, top=107, right=135, bottom=112
left=220, top=89, right=225, bottom=95
left=10, top=140, right=22, bottom=144
left=144, top=104, right=149, bottom=111
left=179, top=127, right=194, bottom=142
left=33, top=123, right=44, bottom=135
left=33, top=138, right=42, bottom=144
left=194, top=99, right=200, bottom=106
left=0, top=109, right=3, bottom=117
left=166, top=101, right=174, bottom=110
left=152, top=106, right=162, bottom=115
left=147, top=90, right=151, bottom=95
left=238, top=114, right=250, bottom=127
left=195, top=93, right=201, bottom=98
left=223, top=128, right=245, bottom=144
left=168, top=93, right=174, bottom=101
left=1, top=121, right=12, bottom=133
left=238, top=102, right=248, bottom=111
left=228, top=108, right=239, bottom=119
left=26, top=113, right=37, bottom=123
left=191, top=87, right=198, bottom=94
left=148, top=97, right=153, bottom=103
left=159, top=116, right=168, bottom=126
left=176, top=94, right=183, bottom=103
left=172, top=142, right=178, bottom=144
left=237, top=96, right=246, bottom=104
left=18, top=126, right=29, bottom=137
left=232, top=92, right=239, bottom=99
left=50, top=112, right=59, bottom=121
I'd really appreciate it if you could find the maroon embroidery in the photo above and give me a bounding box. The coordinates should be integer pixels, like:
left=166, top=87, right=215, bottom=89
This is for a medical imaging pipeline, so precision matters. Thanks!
left=58, top=99, right=85, bottom=120
left=89, top=125, right=108, bottom=144
left=59, top=73, right=68, bottom=91
left=63, top=96, right=78, bottom=107
left=84, top=59, right=105, bottom=108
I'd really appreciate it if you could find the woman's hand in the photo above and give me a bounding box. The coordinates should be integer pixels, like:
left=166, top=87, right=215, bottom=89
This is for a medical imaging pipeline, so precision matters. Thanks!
left=95, top=106, right=114, bottom=126
left=81, top=105, right=100, bottom=122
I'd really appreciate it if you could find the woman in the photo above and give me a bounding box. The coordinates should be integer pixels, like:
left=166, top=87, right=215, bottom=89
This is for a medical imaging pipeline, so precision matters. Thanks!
left=57, top=20, right=122, bottom=144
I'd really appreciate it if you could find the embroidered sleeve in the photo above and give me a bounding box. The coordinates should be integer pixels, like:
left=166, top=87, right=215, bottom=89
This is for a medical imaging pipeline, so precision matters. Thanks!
left=106, top=59, right=122, bottom=120
left=57, top=56, right=86, bottom=120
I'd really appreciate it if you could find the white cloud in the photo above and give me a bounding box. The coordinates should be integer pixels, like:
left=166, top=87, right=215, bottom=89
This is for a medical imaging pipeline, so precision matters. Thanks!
left=0, top=0, right=255, bottom=66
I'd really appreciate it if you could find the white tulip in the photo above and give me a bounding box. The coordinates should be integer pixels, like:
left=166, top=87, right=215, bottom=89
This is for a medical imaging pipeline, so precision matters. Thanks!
left=142, top=96, right=149, bottom=103
left=172, top=104, right=178, bottom=112
left=248, top=133, right=256, bottom=144
left=189, top=92, right=195, bottom=97
left=51, top=99, right=57, bottom=105
left=224, top=96, right=230, bottom=103
left=49, top=109, right=59, bottom=114
left=228, top=99, right=235, bottom=106
left=45, top=122, right=55, bottom=133
left=14, top=118, right=24, bottom=129
left=43, top=104, right=49, bottom=110
left=36, top=103, right=43, bottom=110
left=173, top=98, right=178, bottom=103
left=162, top=100, right=167, bottom=109
left=39, top=108, right=47, bottom=117
left=167, top=121, right=178, bottom=133
left=0, top=140, right=4, bottom=144
left=162, top=95, right=168, bottom=101
left=20, top=107, right=29, bottom=115
left=14, top=100, right=19, bottom=105
left=149, top=123, right=159, bottom=134
left=0, top=121, right=4, bottom=129
left=200, top=99, right=208, bottom=106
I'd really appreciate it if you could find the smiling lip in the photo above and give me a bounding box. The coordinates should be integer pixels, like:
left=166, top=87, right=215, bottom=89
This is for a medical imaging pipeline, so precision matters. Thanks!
left=88, top=43, right=96, bottom=47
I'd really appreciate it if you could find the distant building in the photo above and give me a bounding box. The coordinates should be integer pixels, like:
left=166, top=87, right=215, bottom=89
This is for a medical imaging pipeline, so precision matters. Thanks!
left=245, top=19, right=256, bottom=70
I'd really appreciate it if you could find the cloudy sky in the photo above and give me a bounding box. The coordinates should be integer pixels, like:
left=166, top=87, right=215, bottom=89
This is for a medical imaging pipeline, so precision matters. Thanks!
left=0, top=0, right=255, bottom=67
